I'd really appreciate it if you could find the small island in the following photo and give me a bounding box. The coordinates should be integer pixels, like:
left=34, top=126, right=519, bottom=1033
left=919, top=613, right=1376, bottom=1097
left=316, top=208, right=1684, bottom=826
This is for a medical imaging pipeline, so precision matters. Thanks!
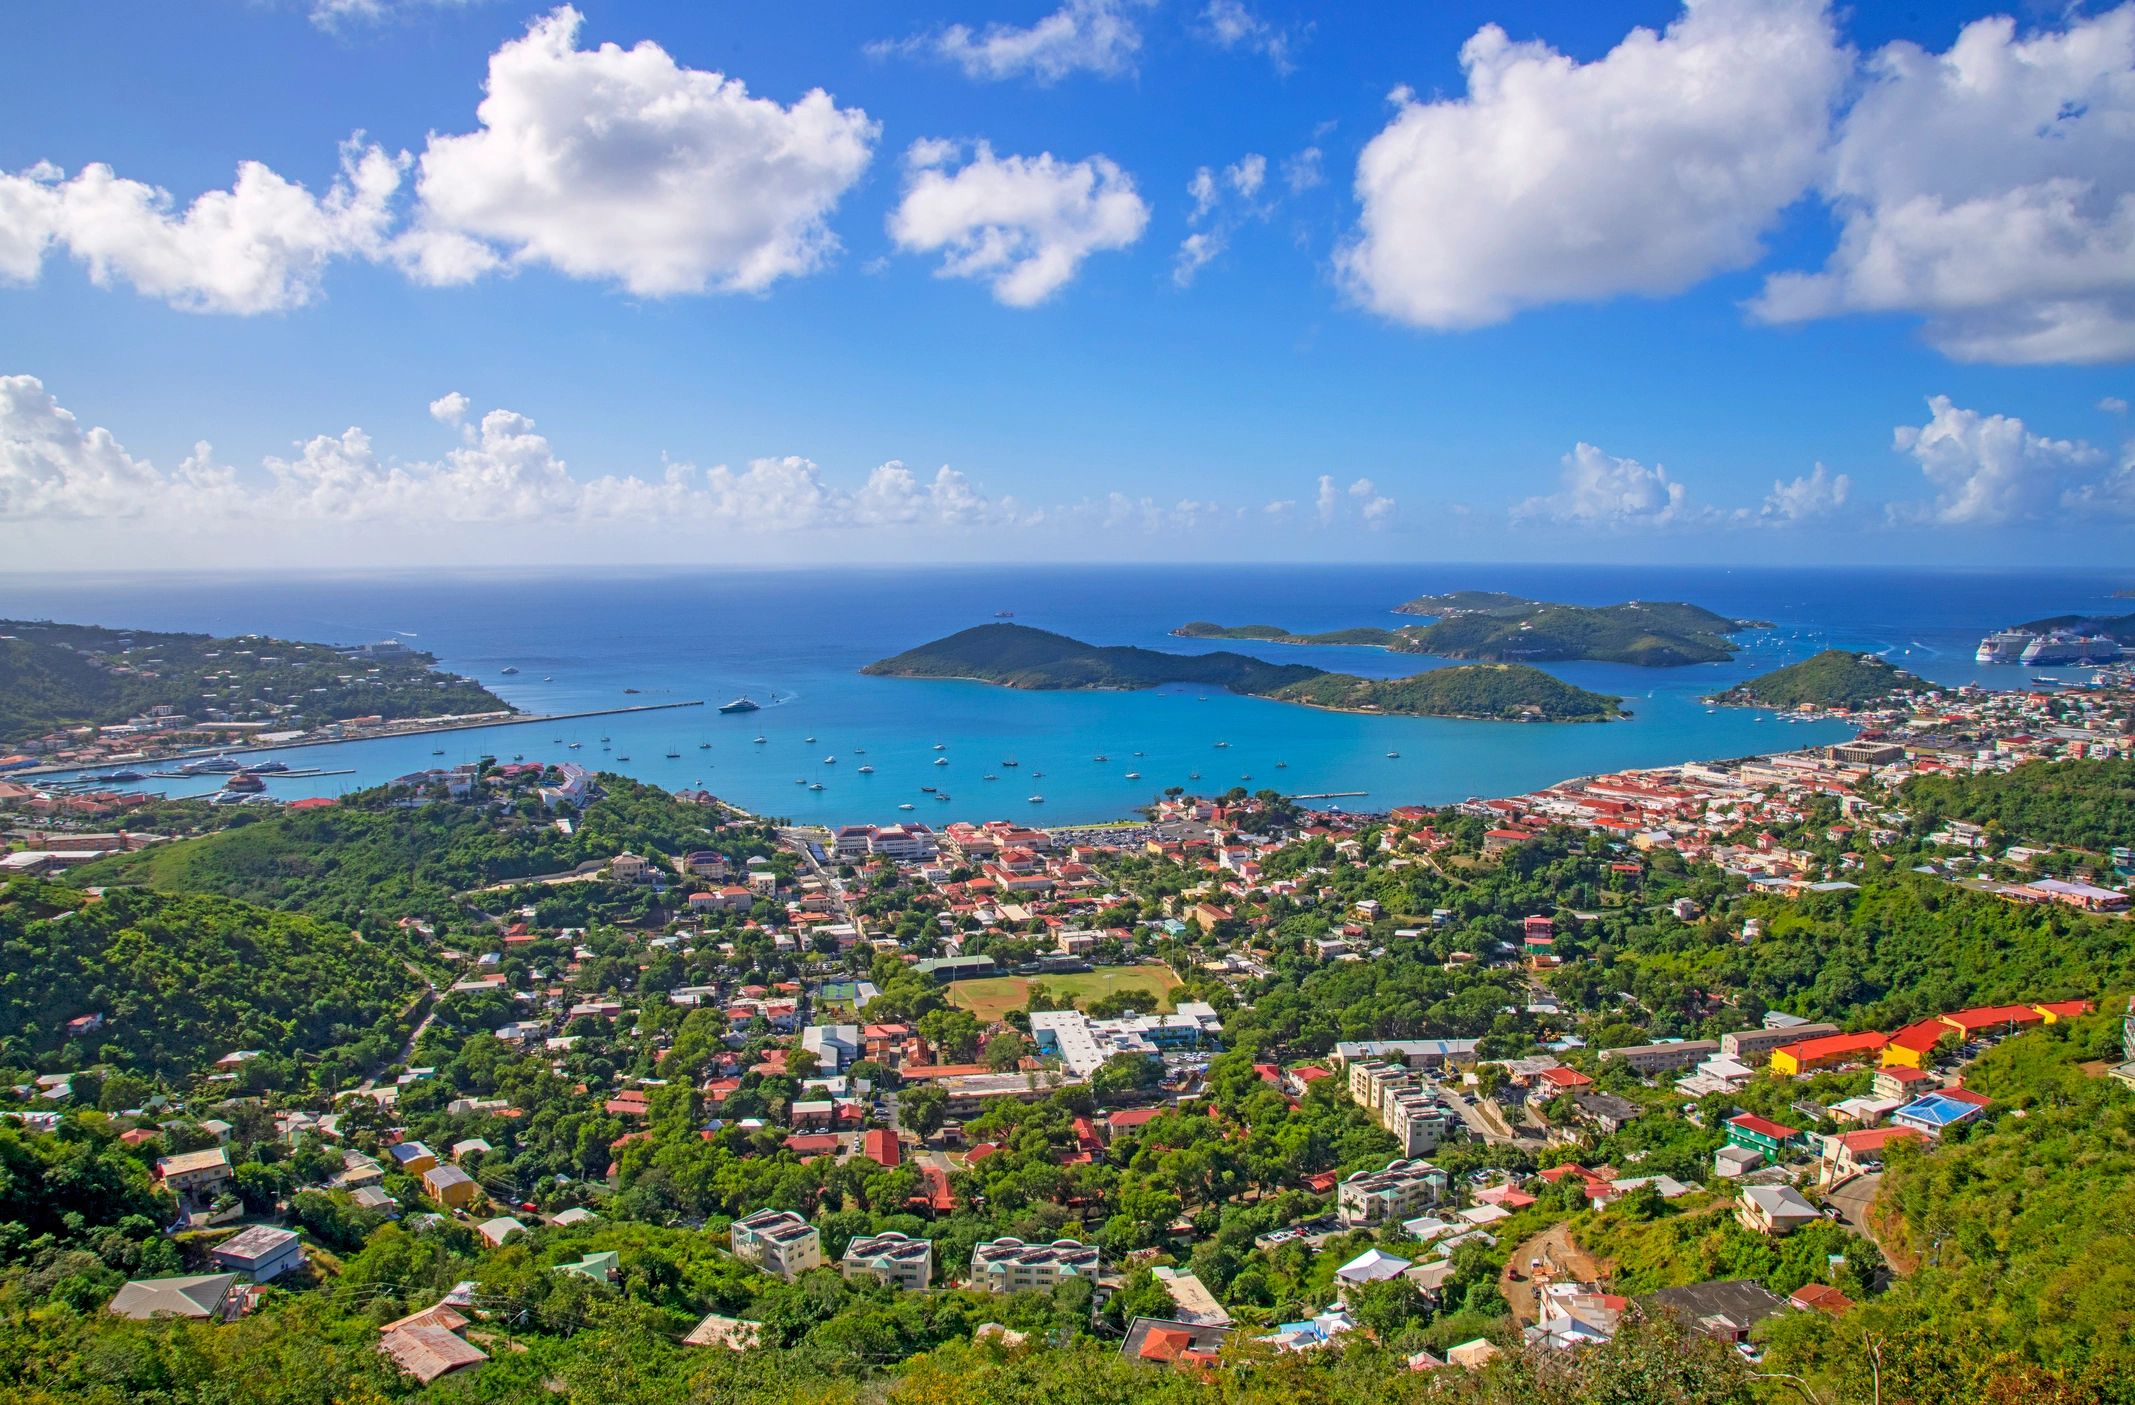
left=863, top=624, right=1623, bottom=722
left=0, top=619, right=513, bottom=756
left=1391, top=593, right=1766, bottom=667
left=1173, top=621, right=1411, bottom=649
left=1708, top=649, right=1926, bottom=711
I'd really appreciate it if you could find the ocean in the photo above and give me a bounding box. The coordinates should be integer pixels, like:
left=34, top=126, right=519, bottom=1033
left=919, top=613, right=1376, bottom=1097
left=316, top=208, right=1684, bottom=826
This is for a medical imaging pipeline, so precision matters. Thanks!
left=6, top=563, right=2128, bottom=824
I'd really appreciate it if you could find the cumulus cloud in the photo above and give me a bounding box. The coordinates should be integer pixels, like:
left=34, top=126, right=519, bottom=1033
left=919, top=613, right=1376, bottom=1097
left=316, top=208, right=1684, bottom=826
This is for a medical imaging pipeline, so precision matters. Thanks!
left=1339, top=0, right=1846, bottom=330
left=876, top=0, right=1147, bottom=84
left=0, top=140, right=403, bottom=314
left=0, top=374, right=173, bottom=517
left=406, top=7, right=877, bottom=297
left=1199, top=0, right=1299, bottom=74
left=1753, top=7, right=2135, bottom=365
left=1175, top=152, right=1274, bottom=286
left=1892, top=395, right=2103, bottom=525
left=1312, top=473, right=1394, bottom=528
left=1759, top=463, right=1851, bottom=522
left=1514, top=443, right=1695, bottom=528
left=889, top=140, right=1149, bottom=306
left=428, top=390, right=470, bottom=425
left=2102, top=396, right=2129, bottom=415
left=1281, top=146, right=1323, bottom=195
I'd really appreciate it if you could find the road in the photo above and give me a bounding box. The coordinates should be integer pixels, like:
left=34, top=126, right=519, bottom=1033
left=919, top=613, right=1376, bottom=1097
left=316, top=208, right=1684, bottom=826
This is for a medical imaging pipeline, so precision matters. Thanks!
left=779, top=825, right=860, bottom=935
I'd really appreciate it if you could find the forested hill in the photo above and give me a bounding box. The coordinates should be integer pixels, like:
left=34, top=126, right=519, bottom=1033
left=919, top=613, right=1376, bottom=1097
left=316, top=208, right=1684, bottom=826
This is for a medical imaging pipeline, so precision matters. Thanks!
left=864, top=624, right=1622, bottom=721
left=1709, top=649, right=1924, bottom=710
left=862, top=623, right=1322, bottom=693
left=0, top=881, right=423, bottom=1084
left=1902, top=758, right=2135, bottom=853
left=71, top=771, right=777, bottom=924
left=0, top=618, right=509, bottom=743
left=1267, top=664, right=1623, bottom=723
left=1388, top=595, right=1760, bottom=667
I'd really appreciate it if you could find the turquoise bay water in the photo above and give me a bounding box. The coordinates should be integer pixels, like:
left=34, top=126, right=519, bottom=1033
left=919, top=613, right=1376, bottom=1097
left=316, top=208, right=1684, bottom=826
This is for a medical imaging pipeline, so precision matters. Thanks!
left=6, top=564, right=2127, bottom=825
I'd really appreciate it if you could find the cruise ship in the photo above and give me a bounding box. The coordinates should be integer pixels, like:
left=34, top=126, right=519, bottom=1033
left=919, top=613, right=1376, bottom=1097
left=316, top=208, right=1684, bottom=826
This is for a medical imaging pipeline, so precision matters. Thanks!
left=2020, top=632, right=2123, bottom=665
left=1975, top=629, right=2033, bottom=664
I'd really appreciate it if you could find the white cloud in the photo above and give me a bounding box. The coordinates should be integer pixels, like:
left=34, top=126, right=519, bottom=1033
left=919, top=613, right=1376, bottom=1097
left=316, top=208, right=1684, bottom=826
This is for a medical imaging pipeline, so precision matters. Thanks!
left=406, top=7, right=877, bottom=297
left=428, top=390, right=470, bottom=425
left=1280, top=146, right=1323, bottom=194
left=307, top=0, right=485, bottom=32
left=1753, top=7, right=2135, bottom=365
left=1312, top=473, right=1394, bottom=528
left=1226, top=154, right=1267, bottom=201
left=0, top=140, right=403, bottom=314
left=889, top=140, right=1149, bottom=306
left=1514, top=443, right=1694, bottom=527
left=879, top=0, right=1147, bottom=84
left=0, top=374, right=170, bottom=517
left=1339, top=0, right=1846, bottom=330
left=1173, top=231, right=1224, bottom=287
left=1200, top=0, right=1298, bottom=74
left=1759, top=463, right=1850, bottom=522
left=1176, top=152, right=1273, bottom=286
left=1187, top=167, right=1219, bottom=223
left=1892, top=395, right=2103, bottom=525
left=2102, top=396, right=2129, bottom=415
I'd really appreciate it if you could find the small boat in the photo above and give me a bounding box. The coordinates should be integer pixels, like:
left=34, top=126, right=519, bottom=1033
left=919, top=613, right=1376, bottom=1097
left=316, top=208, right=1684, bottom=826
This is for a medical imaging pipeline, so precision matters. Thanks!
left=623, top=688, right=640, bottom=695
left=1385, top=751, right=1400, bottom=759
left=568, top=742, right=581, bottom=749
left=512, top=754, right=523, bottom=762
left=933, top=742, right=946, bottom=751
left=934, top=757, right=949, bottom=766
left=857, top=765, right=875, bottom=774
left=699, top=741, right=711, bottom=749
left=935, top=792, right=951, bottom=801
left=500, top=666, right=520, bottom=676
left=1276, top=761, right=1287, bottom=769
left=1214, top=741, right=1230, bottom=749
left=822, top=755, right=837, bottom=764
left=1240, top=773, right=1251, bottom=781
left=984, top=773, right=999, bottom=781
left=899, top=803, right=915, bottom=811
left=1032, top=771, right=1045, bottom=778
left=719, top=696, right=760, bottom=714
left=809, top=782, right=824, bottom=792
left=1189, top=771, right=1201, bottom=780
left=1001, top=758, right=1019, bottom=767
left=1125, top=771, right=1141, bottom=780
left=921, top=785, right=936, bottom=793
left=1133, top=750, right=1144, bottom=757
left=1093, top=754, right=1109, bottom=762
left=431, top=747, right=445, bottom=756
left=665, top=748, right=680, bottom=758
left=1028, top=795, right=1045, bottom=803
left=794, top=778, right=806, bottom=785
left=542, top=675, right=553, bottom=682
left=805, top=735, right=817, bottom=744
left=854, top=747, right=866, bottom=754
left=616, top=754, right=630, bottom=761
left=753, top=735, right=767, bottom=744
left=995, top=610, right=1015, bottom=618
left=600, top=735, right=609, bottom=743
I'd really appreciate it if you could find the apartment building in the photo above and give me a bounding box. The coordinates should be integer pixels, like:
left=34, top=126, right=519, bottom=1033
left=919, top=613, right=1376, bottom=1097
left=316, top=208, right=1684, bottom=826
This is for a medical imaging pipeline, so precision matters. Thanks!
left=730, top=1209, right=823, bottom=1281
left=1598, top=1039, right=1720, bottom=1075
left=840, top=1231, right=933, bottom=1291
left=1337, top=1158, right=1447, bottom=1228
left=970, top=1237, right=1100, bottom=1293
left=1719, top=1023, right=1839, bottom=1064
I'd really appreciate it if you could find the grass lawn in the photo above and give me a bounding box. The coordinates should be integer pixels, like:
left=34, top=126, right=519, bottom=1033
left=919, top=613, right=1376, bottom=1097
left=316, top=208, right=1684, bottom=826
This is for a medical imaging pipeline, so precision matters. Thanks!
left=946, top=965, right=1183, bottom=1022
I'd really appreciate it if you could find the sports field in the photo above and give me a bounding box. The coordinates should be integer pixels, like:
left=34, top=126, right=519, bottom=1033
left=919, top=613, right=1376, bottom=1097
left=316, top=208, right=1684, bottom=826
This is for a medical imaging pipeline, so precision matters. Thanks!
left=945, top=965, right=1183, bottom=1022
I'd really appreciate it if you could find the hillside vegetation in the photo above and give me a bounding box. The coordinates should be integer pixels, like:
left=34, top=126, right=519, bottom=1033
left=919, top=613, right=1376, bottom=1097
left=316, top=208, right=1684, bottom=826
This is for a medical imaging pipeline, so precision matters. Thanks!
left=1268, top=664, right=1623, bottom=723
left=1390, top=596, right=1759, bottom=667
left=0, top=881, right=423, bottom=1083
left=72, top=771, right=775, bottom=924
left=1172, top=622, right=1410, bottom=649
left=1710, top=649, right=1924, bottom=710
left=0, top=618, right=508, bottom=744
left=1902, top=758, right=2135, bottom=852
left=865, top=625, right=1621, bottom=721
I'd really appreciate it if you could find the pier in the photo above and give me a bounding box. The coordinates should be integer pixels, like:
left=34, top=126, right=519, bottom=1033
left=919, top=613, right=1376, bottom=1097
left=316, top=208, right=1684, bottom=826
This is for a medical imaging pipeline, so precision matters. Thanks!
left=1292, top=790, right=1369, bottom=799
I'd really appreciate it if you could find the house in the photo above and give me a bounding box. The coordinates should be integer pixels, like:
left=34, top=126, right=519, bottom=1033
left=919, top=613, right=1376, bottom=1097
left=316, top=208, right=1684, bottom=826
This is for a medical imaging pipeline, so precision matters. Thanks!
left=387, top=1141, right=440, bottom=1176
left=1790, top=1283, right=1855, bottom=1315
left=1872, top=1065, right=1936, bottom=1100
left=476, top=1216, right=527, bottom=1247
left=1121, top=1316, right=1231, bottom=1368
left=1714, top=1144, right=1763, bottom=1179
left=1738, top=1184, right=1821, bottom=1236
left=970, top=1237, right=1099, bottom=1293
left=841, top=1231, right=933, bottom=1291
left=154, top=1147, right=233, bottom=1200
left=108, top=1272, right=241, bottom=1321
left=210, top=1225, right=304, bottom=1283
left=556, top=1251, right=620, bottom=1284
left=1536, top=1065, right=1594, bottom=1093
left=1150, top=1266, right=1232, bottom=1327
left=1334, top=1248, right=1412, bottom=1290
left=683, top=1313, right=766, bottom=1350
left=1890, top=1089, right=1990, bottom=1138
left=423, top=1164, right=480, bottom=1210
left=1446, top=1338, right=1502, bottom=1369
left=1641, top=1279, right=1790, bottom=1341
left=379, top=1309, right=488, bottom=1385
left=1724, top=1113, right=1799, bottom=1160
left=730, top=1209, right=823, bottom=1281
left=1571, top=1092, right=1643, bottom=1134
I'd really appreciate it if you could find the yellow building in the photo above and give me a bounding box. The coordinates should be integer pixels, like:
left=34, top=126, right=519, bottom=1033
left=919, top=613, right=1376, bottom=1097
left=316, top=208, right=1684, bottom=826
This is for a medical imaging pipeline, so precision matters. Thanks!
left=423, top=1164, right=480, bottom=1210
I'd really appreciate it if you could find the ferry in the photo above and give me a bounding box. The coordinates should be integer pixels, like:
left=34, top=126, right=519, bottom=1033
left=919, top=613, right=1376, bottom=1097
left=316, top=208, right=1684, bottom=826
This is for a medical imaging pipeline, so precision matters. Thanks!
left=719, top=696, right=760, bottom=714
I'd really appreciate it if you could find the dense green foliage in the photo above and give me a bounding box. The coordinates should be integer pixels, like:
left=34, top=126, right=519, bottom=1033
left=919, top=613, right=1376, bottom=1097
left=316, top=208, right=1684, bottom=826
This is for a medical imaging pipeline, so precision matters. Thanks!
left=71, top=771, right=775, bottom=924
left=1268, top=664, right=1622, bottom=723
left=0, top=881, right=423, bottom=1082
left=864, top=624, right=1323, bottom=692
left=866, top=625, right=1615, bottom=721
left=1389, top=597, right=1755, bottom=667
left=0, top=619, right=509, bottom=743
left=1711, top=649, right=1923, bottom=710
left=1901, top=758, right=2135, bottom=852
left=1173, top=622, right=1410, bottom=648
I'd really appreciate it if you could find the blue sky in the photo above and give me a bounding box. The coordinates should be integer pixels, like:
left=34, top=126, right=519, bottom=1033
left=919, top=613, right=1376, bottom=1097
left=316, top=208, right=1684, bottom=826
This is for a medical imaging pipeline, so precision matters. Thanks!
left=2, top=0, right=2132, bottom=568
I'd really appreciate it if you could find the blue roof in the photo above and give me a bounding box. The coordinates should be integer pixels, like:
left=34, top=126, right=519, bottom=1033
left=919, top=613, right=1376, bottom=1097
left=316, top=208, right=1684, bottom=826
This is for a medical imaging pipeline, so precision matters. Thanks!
left=1895, top=1093, right=1981, bottom=1128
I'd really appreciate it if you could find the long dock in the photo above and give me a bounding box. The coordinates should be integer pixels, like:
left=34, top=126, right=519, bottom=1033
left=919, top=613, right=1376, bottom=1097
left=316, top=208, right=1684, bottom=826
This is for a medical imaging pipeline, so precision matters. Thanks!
left=17, top=701, right=706, bottom=778
left=1292, top=791, right=1369, bottom=799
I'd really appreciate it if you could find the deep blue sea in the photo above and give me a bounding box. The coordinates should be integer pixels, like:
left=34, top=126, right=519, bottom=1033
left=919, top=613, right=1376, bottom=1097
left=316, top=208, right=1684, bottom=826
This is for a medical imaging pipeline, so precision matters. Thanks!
left=6, top=564, right=2129, bottom=825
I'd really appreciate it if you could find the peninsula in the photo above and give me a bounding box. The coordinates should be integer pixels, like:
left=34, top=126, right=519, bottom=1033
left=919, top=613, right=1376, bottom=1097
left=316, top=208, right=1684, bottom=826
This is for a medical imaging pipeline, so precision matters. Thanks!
left=863, top=624, right=1623, bottom=721
left=0, top=619, right=512, bottom=760
left=1709, top=649, right=1926, bottom=711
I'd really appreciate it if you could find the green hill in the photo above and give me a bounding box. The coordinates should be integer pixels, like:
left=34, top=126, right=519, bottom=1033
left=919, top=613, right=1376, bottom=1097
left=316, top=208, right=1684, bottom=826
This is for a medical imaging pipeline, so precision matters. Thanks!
left=1173, top=622, right=1411, bottom=648
left=1901, top=758, right=2135, bottom=852
left=861, top=623, right=1323, bottom=693
left=0, top=880, right=423, bottom=1083
left=1267, top=664, right=1622, bottom=722
left=2017, top=609, right=2135, bottom=643
left=72, top=771, right=773, bottom=923
left=864, top=624, right=1621, bottom=721
left=0, top=618, right=510, bottom=745
left=1711, top=649, right=1925, bottom=710
left=1390, top=596, right=1758, bottom=667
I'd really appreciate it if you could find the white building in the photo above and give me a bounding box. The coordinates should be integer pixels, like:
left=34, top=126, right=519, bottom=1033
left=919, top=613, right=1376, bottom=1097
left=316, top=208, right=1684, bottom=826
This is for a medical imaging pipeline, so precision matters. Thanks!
left=840, top=1231, right=933, bottom=1291
left=1337, top=1159, right=1447, bottom=1228
left=970, top=1237, right=1099, bottom=1293
left=731, top=1209, right=823, bottom=1280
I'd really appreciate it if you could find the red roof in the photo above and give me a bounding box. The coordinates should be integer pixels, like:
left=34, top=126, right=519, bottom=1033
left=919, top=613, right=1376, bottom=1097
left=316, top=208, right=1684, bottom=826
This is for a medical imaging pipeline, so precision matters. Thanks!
left=1538, top=1065, right=1593, bottom=1089
left=1106, top=1106, right=1164, bottom=1132
left=783, top=1134, right=841, bottom=1157
left=1727, top=1112, right=1799, bottom=1141
left=1292, top=1065, right=1330, bottom=1083
left=1774, top=1030, right=1887, bottom=1062
left=2033, top=998, right=2092, bottom=1019
left=1887, top=1019, right=1953, bottom=1054
left=1830, top=1126, right=1926, bottom=1154
left=1790, top=1283, right=1854, bottom=1314
left=862, top=1128, right=900, bottom=1168
left=1938, top=1005, right=2045, bottom=1033
left=1139, top=1328, right=1198, bottom=1362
